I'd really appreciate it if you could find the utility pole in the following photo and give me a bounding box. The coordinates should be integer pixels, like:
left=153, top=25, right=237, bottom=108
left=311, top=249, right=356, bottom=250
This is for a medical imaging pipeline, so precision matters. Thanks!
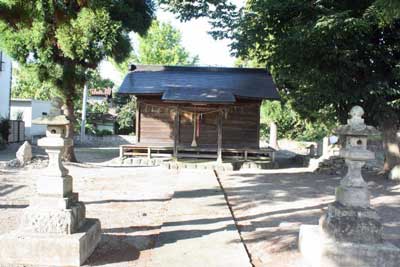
left=80, top=83, right=88, bottom=143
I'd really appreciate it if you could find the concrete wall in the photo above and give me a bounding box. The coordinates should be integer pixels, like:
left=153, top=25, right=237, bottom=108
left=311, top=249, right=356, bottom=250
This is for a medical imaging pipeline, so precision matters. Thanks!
left=96, top=123, right=115, bottom=133
left=31, top=100, right=51, bottom=136
left=10, top=99, right=51, bottom=138
left=74, top=135, right=136, bottom=147
left=0, top=52, right=12, bottom=119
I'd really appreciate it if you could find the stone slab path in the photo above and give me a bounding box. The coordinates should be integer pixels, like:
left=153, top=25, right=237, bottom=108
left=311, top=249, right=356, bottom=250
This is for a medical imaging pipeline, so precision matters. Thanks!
left=147, top=170, right=251, bottom=267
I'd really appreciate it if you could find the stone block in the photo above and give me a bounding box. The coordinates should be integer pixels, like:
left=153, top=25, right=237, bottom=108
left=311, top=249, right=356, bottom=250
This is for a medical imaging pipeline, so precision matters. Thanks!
left=29, top=193, right=78, bottom=210
left=20, top=202, right=86, bottom=234
left=389, top=165, right=400, bottom=181
left=36, top=175, right=73, bottom=197
left=16, top=141, right=32, bottom=165
left=299, top=225, right=400, bottom=267
left=320, top=202, right=382, bottom=244
left=335, top=185, right=370, bottom=208
left=0, top=218, right=101, bottom=267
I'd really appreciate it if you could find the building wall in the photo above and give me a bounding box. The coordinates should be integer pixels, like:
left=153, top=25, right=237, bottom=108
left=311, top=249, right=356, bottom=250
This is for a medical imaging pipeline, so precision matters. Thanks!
left=10, top=100, right=32, bottom=136
left=137, top=96, right=261, bottom=148
left=10, top=99, right=51, bottom=138
left=0, top=52, right=12, bottom=119
left=31, top=100, right=52, bottom=136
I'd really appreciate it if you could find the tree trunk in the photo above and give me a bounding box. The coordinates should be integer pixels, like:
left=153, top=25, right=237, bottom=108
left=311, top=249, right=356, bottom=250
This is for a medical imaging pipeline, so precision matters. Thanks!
left=381, top=117, right=400, bottom=173
left=63, top=95, right=78, bottom=163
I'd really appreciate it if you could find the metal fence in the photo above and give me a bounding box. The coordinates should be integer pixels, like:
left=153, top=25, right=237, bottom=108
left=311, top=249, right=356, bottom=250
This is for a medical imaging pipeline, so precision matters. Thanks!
left=8, top=120, right=25, bottom=143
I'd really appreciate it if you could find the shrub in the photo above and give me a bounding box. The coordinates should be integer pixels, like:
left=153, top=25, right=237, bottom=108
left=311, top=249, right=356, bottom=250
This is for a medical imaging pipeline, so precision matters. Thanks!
left=95, top=129, right=113, bottom=136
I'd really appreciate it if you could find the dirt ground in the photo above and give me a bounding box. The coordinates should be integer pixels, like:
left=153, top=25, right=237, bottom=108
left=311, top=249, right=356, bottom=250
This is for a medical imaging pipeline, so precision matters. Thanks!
left=0, top=145, right=399, bottom=267
left=218, top=168, right=400, bottom=267
left=0, top=147, right=178, bottom=266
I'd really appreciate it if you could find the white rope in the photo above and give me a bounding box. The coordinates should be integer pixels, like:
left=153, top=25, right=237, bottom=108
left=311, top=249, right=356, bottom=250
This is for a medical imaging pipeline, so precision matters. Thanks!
left=139, top=102, right=258, bottom=116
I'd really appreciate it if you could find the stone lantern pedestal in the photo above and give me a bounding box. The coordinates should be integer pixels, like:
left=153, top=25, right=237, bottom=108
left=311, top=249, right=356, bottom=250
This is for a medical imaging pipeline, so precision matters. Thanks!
left=299, top=106, right=400, bottom=267
left=0, top=99, right=101, bottom=266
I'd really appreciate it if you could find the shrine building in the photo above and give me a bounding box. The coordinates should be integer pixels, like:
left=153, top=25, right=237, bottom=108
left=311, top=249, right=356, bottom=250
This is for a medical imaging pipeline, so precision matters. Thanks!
left=118, top=65, right=280, bottom=161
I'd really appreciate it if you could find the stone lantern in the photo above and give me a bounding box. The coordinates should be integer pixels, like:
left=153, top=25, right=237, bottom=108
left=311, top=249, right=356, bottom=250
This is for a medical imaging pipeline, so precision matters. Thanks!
left=299, top=106, right=400, bottom=267
left=0, top=98, right=101, bottom=266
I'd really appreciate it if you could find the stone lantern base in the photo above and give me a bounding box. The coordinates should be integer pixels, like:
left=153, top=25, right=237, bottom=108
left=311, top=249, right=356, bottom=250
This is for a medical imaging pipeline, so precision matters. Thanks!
left=299, top=224, right=400, bottom=267
left=0, top=219, right=100, bottom=267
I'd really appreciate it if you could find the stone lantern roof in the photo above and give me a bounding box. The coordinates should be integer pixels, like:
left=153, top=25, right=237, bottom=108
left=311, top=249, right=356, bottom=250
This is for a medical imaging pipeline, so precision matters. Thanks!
left=32, top=115, right=69, bottom=126
left=32, top=97, right=70, bottom=126
left=334, top=106, right=379, bottom=137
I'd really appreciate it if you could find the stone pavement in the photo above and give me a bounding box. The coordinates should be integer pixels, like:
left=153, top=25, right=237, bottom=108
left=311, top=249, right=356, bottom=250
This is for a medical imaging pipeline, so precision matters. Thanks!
left=147, top=169, right=252, bottom=267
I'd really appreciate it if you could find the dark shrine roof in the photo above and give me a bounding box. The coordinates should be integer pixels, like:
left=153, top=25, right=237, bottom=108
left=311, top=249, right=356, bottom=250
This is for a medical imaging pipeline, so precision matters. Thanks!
left=118, top=65, right=280, bottom=103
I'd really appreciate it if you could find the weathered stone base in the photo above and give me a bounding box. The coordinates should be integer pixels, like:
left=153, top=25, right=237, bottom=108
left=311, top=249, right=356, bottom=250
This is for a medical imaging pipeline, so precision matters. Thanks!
left=320, top=202, right=382, bottom=243
left=0, top=218, right=101, bottom=267
left=20, top=202, right=86, bottom=234
left=299, top=225, right=400, bottom=267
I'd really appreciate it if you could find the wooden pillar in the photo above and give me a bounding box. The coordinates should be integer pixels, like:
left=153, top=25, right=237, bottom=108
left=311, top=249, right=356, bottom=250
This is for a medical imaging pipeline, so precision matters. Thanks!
left=136, top=101, right=141, bottom=143
left=173, top=106, right=180, bottom=158
left=217, top=110, right=223, bottom=163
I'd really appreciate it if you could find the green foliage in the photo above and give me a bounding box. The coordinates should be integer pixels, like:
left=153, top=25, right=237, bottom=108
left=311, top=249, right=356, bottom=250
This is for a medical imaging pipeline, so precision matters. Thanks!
left=116, top=98, right=136, bottom=133
left=94, top=129, right=113, bottom=137
left=0, top=0, right=155, bottom=157
left=373, top=0, right=400, bottom=22
left=12, top=65, right=55, bottom=100
left=87, top=102, right=109, bottom=114
left=227, top=0, right=400, bottom=128
left=260, top=100, right=337, bottom=141
left=114, top=21, right=199, bottom=74
left=158, top=0, right=239, bottom=35
left=56, top=8, right=121, bottom=64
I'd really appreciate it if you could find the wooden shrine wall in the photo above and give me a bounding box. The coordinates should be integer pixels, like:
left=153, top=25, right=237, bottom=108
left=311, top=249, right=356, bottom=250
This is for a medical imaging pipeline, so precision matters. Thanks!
left=137, top=96, right=175, bottom=145
left=136, top=95, right=261, bottom=148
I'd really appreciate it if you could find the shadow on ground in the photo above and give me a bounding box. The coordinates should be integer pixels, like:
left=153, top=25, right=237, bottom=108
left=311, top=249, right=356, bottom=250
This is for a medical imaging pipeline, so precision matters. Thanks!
left=218, top=169, right=400, bottom=267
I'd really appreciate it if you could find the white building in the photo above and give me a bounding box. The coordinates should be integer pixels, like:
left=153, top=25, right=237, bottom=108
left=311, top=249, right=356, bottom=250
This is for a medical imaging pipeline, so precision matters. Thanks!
left=0, top=51, right=12, bottom=119
left=10, top=99, right=52, bottom=139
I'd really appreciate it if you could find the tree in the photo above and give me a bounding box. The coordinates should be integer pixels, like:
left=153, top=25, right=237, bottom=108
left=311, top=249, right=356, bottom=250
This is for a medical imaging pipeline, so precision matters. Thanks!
left=140, top=0, right=400, bottom=174
left=114, top=20, right=199, bottom=75
left=0, top=1, right=154, bottom=161
left=113, top=20, right=199, bottom=135
left=225, top=1, right=400, bottom=174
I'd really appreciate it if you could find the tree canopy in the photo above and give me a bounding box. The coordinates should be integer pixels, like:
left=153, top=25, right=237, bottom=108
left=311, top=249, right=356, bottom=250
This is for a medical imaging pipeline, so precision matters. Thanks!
left=0, top=0, right=155, bottom=161
left=114, top=20, right=199, bottom=75
left=113, top=20, right=199, bottom=135
left=230, top=1, right=400, bottom=125
left=227, top=0, right=400, bottom=172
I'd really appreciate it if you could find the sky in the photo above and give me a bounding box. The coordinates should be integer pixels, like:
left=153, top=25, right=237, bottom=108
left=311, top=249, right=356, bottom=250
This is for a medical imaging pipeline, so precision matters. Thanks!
left=100, top=0, right=245, bottom=84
